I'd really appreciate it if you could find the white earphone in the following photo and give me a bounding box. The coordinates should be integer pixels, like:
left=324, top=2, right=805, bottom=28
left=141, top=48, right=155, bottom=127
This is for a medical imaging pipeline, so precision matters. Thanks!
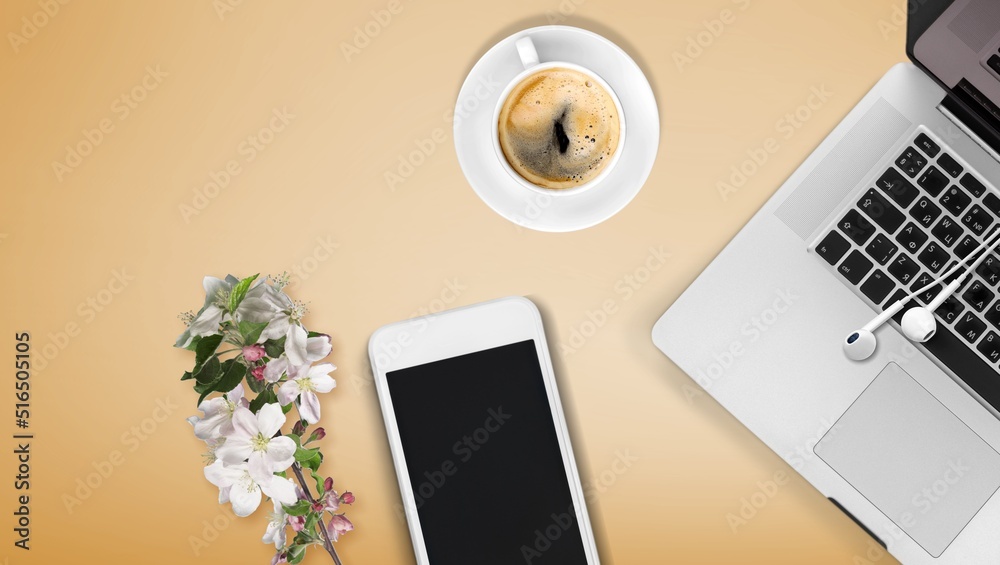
left=844, top=227, right=1000, bottom=361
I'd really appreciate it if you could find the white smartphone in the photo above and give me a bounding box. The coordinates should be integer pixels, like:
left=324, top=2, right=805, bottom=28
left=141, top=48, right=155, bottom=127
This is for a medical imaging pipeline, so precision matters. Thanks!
left=369, top=296, right=600, bottom=565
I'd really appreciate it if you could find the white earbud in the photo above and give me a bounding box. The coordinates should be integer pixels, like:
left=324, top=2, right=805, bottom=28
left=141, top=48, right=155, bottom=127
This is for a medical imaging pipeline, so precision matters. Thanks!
left=844, top=299, right=907, bottom=361
left=843, top=226, right=1000, bottom=360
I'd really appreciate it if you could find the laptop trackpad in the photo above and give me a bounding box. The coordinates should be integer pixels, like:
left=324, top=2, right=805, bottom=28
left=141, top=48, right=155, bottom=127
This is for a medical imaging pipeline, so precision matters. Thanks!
left=815, top=363, right=1000, bottom=557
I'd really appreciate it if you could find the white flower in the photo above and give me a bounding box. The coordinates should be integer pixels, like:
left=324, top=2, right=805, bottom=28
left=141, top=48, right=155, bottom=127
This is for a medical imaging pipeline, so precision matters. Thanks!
left=284, top=325, right=332, bottom=367
left=189, top=384, right=248, bottom=440
left=175, top=276, right=236, bottom=348
left=236, top=284, right=294, bottom=342
left=204, top=460, right=297, bottom=517
left=215, top=404, right=296, bottom=483
left=277, top=364, right=336, bottom=424
left=262, top=498, right=287, bottom=549
left=263, top=355, right=301, bottom=384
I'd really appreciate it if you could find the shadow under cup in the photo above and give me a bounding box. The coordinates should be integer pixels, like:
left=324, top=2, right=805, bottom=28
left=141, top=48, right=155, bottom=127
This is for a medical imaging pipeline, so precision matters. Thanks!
left=492, top=61, right=626, bottom=196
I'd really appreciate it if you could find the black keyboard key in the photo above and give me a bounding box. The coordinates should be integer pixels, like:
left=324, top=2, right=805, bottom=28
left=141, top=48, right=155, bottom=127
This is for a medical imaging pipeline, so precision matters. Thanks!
left=935, top=296, right=965, bottom=324
left=858, top=189, right=905, bottom=233
left=984, top=192, right=1000, bottom=217
left=917, top=166, right=950, bottom=197
left=865, top=234, right=897, bottom=265
left=962, top=204, right=994, bottom=236
left=917, top=242, right=950, bottom=273
left=940, top=185, right=972, bottom=216
left=860, top=270, right=895, bottom=304
left=985, top=301, right=1000, bottom=329
left=963, top=280, right=995, bottom=312
left=955, top=235, right=980, bottom=261
left=976, top=330, right=1000, bottom=363
left=896, top=147, right=927, bottom=177
left=978, top=254, right=1000, bottom=286
left=877, top=168, right=919, bottom=207
left=931, top=216, right=964, bottom=247
left=914, top=283, right=942, bottom=305
left=937, top=153, right=963, bottom=178
left=838, top=209, right=876, bottom=246
left=956, top=312, right=987, bottom=343
left=914, top=133, right=940, bottom=158
left=815, top=231, right=851, bottom=266
left=910, top=196, right=941, bottom=228
left=896, top=222, right=928, bottom=253
left=888, top=253, right=920, bottom=284
left=838, top=250, right=873, bottom=285
left=960, top=174, right=987, bottom=198
left=989, top=55, right=1000, bottom=76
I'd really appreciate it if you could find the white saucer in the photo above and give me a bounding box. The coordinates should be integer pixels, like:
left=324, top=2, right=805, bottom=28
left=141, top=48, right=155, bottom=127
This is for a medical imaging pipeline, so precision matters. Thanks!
left=454, top=26, right=660, bottom=233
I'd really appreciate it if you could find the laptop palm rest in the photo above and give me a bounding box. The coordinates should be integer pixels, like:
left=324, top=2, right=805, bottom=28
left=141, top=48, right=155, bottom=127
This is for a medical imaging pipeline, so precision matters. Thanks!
left=815, top=363, right=1000, bottom=557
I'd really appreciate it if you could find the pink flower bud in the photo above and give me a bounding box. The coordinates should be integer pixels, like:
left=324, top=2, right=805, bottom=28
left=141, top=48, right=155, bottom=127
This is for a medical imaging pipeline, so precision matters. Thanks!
left=324, top=477, right=334, bottom=492
left=324, top=493, right=340, bottom=512
left=312, top=501, right=325, bottom=513
left=327, top=514, right=354, bottom=542
left=271, top=552, right=287, bottom=565
left=340, top=492, right=355, bottom=505
left=251, top=365, right=266, bottom=381
left=292, top=420, right=306, bottom=436
left=242, top=344, right=266, bottom=362
left=308, top=427, right=326, bottom=443
left=288, top=515, right=305, bottom=532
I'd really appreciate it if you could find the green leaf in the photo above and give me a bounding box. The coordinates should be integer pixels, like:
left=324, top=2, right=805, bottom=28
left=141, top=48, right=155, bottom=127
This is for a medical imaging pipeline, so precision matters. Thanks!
left=214, top=359, right=247, bottom=394
left=304, top=512, right=319, bottom=531
left=227, top=274, right=259, bottom=313
left=180, top=371, right=193, bottom=381
left=238, top=320, right=269, bottom=345
left=249, top=388, right=277, bottom=413
left=310, top=469, right=325, bottom=494
left=294, top=445, right=320, bottom=462
left=300, top=451, right=323, bottom=472
left=264, top=337, right=286, bottom=358
left=283, top=500, right=312, bottom=516
left=184, top=335, right=202, bottom=352
left=193, top=334, right=224, bottom=374
left=194, top=356, right=221, bottom=385
left=287, top=543, right=306, bottom=565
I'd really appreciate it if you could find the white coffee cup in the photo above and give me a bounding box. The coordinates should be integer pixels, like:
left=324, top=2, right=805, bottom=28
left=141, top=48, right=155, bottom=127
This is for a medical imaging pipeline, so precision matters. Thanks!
left=491, top=36, right=627, bottom=196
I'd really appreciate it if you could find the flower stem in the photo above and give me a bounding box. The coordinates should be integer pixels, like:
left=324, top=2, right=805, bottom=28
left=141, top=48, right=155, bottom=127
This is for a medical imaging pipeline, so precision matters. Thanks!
left=290, top=463, right=343, bottom=565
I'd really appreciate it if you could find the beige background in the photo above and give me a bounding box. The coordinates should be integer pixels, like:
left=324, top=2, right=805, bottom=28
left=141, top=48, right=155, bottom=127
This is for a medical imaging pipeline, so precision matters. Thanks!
left=0, top=0, right=909, bottom=563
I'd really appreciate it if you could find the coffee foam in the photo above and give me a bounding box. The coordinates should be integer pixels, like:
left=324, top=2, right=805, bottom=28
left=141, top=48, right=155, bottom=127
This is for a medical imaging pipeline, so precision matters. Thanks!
left=498, top=67, right=620, bottom=190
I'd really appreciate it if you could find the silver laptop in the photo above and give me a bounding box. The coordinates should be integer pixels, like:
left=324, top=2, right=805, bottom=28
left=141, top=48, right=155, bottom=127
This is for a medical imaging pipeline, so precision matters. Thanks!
left=653, top=1, right=1000, bottom=563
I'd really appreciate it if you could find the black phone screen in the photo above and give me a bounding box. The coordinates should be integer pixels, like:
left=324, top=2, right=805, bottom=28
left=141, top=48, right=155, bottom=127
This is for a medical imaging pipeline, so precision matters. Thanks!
left=386, top=339, right=589, bottom=565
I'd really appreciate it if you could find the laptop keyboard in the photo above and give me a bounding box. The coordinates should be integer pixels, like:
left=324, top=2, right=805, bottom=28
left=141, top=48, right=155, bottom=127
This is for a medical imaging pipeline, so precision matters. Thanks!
left=813, top=129, right=1000, bottom=413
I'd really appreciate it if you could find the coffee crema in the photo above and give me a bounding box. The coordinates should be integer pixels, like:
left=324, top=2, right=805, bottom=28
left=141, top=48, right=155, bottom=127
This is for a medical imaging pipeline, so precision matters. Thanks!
left=498, top=67, right=620, bottom=190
